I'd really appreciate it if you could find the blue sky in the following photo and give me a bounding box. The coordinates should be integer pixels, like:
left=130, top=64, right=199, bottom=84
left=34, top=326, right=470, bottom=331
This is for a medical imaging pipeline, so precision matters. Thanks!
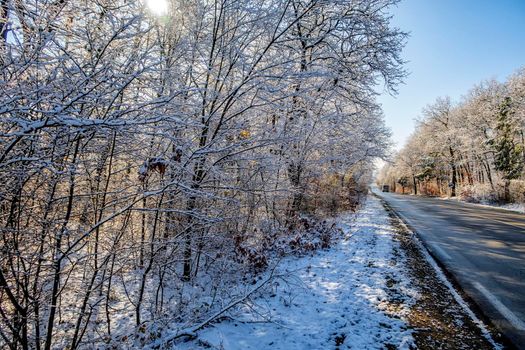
left=379, top=0, right=525, bottom=150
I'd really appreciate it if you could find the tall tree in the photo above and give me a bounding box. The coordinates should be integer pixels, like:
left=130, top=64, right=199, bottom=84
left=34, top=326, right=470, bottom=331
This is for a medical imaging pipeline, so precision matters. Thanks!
left=490, top=96, right=524, bottom=202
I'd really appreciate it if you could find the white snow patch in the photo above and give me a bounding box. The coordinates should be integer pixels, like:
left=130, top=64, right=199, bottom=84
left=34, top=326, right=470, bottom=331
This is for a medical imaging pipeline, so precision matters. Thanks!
left=481, top=202, right=525, bottom=214
left=440, top=196, right=525, bottom=214
left=176, top=196, right=416, bottom=349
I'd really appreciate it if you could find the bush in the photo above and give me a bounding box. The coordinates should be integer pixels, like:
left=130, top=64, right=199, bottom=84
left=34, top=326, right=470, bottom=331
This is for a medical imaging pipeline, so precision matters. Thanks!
left=459, top=183, right=497, bottom=203
left=509, top=180, right=525, bottom=203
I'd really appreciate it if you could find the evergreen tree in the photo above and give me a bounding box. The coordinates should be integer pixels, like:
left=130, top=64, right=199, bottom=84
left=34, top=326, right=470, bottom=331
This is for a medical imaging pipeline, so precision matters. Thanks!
left=491, top=97, right=524, bottom=202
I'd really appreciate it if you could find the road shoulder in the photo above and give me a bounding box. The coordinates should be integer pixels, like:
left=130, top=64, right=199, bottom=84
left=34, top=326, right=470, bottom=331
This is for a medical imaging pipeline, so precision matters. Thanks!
left=174, top=195, right=505, bottom=349
left=382, top=197, right=509, bottom=349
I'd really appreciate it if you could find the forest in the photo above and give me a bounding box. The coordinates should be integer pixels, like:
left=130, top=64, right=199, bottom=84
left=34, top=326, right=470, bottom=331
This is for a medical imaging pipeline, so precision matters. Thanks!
left=377, top=68, right=525, bottom=205
left=0, top=0, right=406, bottom=348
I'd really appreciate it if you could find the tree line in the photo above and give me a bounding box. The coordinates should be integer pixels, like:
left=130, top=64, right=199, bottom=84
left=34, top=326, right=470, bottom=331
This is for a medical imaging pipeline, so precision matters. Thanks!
left=0, top=0, right=405, bottom=348
left=378, top=68, right=525, bottom=203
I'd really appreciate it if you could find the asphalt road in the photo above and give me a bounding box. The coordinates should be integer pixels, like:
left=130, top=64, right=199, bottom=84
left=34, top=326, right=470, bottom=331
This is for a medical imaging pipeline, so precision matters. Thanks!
left=373, top=188, right=525, bottom=349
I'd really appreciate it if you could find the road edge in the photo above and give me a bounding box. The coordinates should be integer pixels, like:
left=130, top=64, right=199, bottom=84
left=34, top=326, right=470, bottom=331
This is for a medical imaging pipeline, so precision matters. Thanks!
left=373, top=192, right=512, bottom=349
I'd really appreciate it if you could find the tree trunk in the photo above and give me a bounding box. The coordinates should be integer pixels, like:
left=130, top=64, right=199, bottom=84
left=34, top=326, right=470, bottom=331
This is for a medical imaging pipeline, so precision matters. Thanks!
left=449, top=147, right=457, bottom=197
left=45, top=139, right=80, bottom=350
left=182, top=196, right=196, bottom=281
left=483, top=156, right=495, bottom=191
left=504, top=179, right=511, bottom=203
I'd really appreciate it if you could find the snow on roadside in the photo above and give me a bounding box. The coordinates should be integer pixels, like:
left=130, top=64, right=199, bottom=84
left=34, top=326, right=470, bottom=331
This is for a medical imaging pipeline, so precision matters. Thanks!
left=177, top=196, right=417, bottom=349
left=464, top=201, right=525, bottom=214
left=439, top=196, right=525, bottom=214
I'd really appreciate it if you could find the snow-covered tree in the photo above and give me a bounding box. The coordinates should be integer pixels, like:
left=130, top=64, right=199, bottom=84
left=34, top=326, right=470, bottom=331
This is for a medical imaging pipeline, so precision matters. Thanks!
left=490, top=96, right=524, bottom=201
left=0, top=1, right=405, bottom=348
left=378, top=67, right=525, bottom=203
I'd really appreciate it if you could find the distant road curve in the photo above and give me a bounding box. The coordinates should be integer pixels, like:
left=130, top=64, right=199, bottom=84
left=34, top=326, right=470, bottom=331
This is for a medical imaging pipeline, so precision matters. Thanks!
left=373, top=187, right=525, bottom=349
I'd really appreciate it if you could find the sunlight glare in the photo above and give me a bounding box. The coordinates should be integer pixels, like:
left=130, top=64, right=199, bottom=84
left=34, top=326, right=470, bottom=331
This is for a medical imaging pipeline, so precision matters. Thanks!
left=146, top=0, right=169, bottom=16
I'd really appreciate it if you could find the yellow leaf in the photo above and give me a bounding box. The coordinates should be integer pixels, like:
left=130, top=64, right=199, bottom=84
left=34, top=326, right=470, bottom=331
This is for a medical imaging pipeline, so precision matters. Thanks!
left=239, top=130, right=250, bottom=139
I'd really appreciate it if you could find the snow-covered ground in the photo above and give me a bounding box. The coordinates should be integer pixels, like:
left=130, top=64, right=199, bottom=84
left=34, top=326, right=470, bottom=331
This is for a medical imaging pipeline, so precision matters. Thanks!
left=440, top=196, right=525, bottom=213
left=465, top=201, right=525, bottom=214
left=176, top=196, right=417, bottom=349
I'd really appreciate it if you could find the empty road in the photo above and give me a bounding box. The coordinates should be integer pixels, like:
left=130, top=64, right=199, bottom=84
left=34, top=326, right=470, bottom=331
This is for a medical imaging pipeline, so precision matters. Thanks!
left=373, top=188, right=525, bottom=349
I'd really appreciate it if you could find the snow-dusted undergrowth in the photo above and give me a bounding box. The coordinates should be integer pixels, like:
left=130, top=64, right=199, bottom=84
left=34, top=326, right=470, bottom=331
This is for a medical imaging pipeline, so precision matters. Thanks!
left=176, top=196, right=416, bottom=349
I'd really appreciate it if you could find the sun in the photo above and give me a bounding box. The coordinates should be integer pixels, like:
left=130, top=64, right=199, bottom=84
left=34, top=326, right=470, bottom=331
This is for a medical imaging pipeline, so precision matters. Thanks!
left=146, top=0, right=169, bottom=16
